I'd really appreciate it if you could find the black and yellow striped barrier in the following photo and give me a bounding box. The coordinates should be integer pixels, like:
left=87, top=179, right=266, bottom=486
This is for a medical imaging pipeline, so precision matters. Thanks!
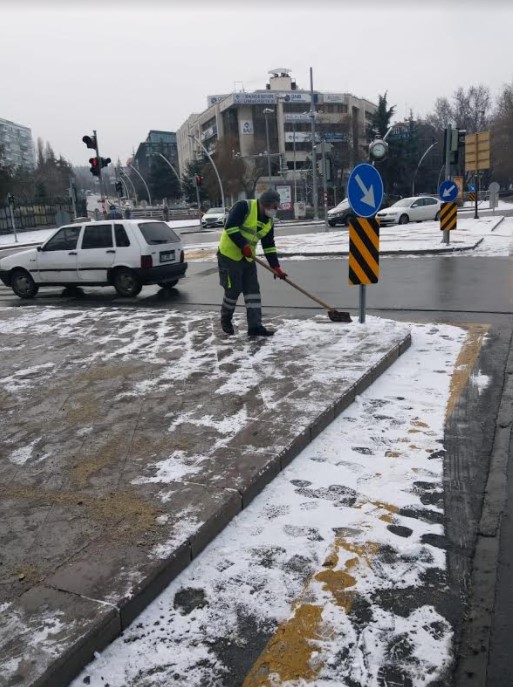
left=349, top=217, right=380, bottom=285
left=440, top=201, right=457, bottom=231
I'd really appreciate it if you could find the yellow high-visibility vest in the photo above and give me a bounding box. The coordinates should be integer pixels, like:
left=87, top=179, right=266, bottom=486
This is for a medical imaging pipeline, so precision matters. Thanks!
left=218, top=199, right=273, bottom=262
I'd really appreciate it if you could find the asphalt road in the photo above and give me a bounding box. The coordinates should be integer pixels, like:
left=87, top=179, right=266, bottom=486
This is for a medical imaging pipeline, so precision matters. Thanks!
left=1, top=246, right=513, bottom=686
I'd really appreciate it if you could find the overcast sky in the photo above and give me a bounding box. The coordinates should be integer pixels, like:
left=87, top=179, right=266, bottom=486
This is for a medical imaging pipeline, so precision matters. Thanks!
left=2, top=0, right=512, bottom=166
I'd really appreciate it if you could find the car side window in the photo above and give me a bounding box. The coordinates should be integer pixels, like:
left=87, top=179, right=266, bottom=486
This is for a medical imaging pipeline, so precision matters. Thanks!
left=44, top=226, right=81, bottom=251
left=81, top=224, right=113, bottom=249
left=114, top=224, right=130, bottom=247
left=425, top=198, right=437, bottom=206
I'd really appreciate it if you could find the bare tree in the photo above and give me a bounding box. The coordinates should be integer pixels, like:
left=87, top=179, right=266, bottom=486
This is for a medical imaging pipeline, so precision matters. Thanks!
left=491, top=81, right=513, bottom=185
left=426, top=85, right=492, bottom=133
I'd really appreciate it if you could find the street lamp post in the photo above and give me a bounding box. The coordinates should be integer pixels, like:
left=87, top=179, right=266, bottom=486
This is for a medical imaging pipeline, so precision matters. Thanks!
left=188, top=134, right=225, bottom=211
left=411, top=142, right=437, bottom=196
left=128, top=163, right=152, bottom=206
left=155, top=152, right=183, bottom=196
left=119, top=168, right=138, bottom=204
left=263, top=108, right=274, bottom=187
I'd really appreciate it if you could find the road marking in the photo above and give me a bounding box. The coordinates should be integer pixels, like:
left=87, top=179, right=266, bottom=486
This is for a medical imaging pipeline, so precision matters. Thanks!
left=446, top=324, right=489, bottom=419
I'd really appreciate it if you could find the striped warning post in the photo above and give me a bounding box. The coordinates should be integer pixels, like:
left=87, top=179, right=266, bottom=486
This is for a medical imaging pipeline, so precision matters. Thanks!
left=469, top=192, right=476, bottom=203
left=349, top=217, right=380, bottom=285
left=440, top=201, right=457, bottom=231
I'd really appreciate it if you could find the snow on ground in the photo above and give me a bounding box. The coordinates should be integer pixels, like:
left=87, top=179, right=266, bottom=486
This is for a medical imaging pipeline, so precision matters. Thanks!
left=185, top=216, right=512, bottom=262
left=0, top=219, right=201, bottom=250
left=72, top=321, right=469, bottom=687
left=462, top=199, right=513, bottom=210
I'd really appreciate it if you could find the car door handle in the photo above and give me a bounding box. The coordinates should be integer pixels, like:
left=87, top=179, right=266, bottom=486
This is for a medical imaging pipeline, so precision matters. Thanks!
left=106, top=249, right=116, bottom=254
left=69, top=251, right=77, bottom=255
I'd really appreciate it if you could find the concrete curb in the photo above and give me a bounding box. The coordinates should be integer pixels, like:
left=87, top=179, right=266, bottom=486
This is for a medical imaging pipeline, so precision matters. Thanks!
left=277, top=239, right=484, bottom=259
left=14, top=331, right=411, bottom=687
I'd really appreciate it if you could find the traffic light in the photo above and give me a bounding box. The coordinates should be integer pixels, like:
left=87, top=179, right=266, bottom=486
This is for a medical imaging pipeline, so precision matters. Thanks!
left=195, top=175, right=204, bottom=186
left=82, top=135, right=97, bottom=150
left=101, top=157, right=111, bottom=169
left=89, top=158, right=100, bottom=177
left=7, top=193, right=15, bottom=206
left=115, top=181, right=123, bottom=195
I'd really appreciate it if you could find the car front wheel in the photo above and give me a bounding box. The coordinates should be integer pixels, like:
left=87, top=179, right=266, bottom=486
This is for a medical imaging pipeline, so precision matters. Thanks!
left=11, top=269, right=39, bottom=299
left=398, top=214, right=409, bottom=225
left=113, top=268, right=142, bottom=297
left=435, top=210, right=441, bottom=221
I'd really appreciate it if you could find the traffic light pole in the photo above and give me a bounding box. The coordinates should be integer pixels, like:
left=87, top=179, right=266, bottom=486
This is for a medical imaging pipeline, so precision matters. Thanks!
left=321, top=143, right=328, bottom=230
left=93, top=129, right=106, bottom=215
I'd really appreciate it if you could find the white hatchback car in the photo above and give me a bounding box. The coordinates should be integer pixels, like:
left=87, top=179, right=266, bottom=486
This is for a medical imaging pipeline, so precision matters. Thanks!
left=376, top=196, right=442, bottom=226
left=0, top=220, right=187, bottom=299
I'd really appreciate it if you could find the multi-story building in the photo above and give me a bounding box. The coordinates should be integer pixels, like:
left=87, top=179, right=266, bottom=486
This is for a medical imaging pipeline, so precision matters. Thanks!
left=133, top=130, right=178, bottom=178
left=177, top=69, right=377, bottom=203
left=0, top=117, right=35, bottom=169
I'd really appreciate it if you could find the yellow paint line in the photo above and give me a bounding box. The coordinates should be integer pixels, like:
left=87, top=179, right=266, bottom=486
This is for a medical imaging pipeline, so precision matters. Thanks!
left=446, top=324, right=489, bottom=419
left=242, top=535, right=381, bottom=686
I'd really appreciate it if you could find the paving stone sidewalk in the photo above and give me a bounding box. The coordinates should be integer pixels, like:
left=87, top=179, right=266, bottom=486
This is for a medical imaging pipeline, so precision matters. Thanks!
left=0, top=306, right=410, bottom=687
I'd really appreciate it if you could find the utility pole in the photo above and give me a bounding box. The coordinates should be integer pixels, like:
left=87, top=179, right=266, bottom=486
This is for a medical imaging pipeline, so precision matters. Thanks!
left=309, top=67, right=319, bottom=220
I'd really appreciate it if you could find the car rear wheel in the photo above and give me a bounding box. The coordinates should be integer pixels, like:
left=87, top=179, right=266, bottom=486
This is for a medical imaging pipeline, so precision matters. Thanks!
left=11, top=269, right=39, bottom=299
left=328, top=220, right=337, bottom=227
left=113, top=268, right=142, bottom=297
left=158, top=280, right=178, bottom=289
left=398, top=214, right=409, bottom=225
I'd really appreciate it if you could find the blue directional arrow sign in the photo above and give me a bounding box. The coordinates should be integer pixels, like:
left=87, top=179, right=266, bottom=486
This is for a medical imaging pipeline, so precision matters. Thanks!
left=468, top=184, right=475, bottom=192
left=347, top=163, right=384, bottom=218
left=439, top=180, right=458, bottom=202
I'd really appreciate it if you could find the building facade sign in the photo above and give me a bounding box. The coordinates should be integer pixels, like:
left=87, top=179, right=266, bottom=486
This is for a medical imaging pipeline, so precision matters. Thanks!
left=322, top=93, right=346, bottom=104
left=284, top=113, right=311, bottom=122
left=233, top=93, right=276, bottom=105
left=207, top=94, right=229, bottom=107
left=285, top=131, right=320, bottom=143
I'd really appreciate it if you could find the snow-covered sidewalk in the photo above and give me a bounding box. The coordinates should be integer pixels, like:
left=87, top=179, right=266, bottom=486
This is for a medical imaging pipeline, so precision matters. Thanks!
left=185, top=216, right=510, bottom=261
left=0, top=306, right=410, bottom=687
left=71, top=320, right=480, bottom=686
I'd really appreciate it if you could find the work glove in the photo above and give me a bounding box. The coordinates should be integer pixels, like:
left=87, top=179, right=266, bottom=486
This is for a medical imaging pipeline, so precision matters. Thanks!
left=273, top=266, right=288, bottom=280
left=241, top=245, right=253, bottom=259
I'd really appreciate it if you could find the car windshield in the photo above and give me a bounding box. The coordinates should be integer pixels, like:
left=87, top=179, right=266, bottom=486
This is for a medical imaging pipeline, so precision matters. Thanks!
left=138, top=222, right=180, bottom=245
left=207, top=208, right=224, bottom=214
left=391, top=199, right=413, bottom=208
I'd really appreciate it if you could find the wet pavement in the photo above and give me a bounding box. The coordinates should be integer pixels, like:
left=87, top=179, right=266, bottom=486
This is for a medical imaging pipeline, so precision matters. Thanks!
left=0, top=306, right=410, bottom=687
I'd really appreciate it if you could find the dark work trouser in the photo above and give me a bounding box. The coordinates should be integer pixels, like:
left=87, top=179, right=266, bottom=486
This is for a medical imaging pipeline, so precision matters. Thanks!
left=217, top=252, right=262, bottom=329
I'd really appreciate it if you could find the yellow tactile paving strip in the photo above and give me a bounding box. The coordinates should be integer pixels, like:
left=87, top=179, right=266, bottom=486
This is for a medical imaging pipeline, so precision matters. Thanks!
left=242, top=323, right=488, bottom=686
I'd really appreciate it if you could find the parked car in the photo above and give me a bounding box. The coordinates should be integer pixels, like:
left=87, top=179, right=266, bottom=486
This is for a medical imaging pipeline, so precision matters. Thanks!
left=327, top=194, right=401, bottom=227
left=376, top=196, right=442, bottom=226
left=201, top=207, right=229, bottom=229
left=0, top=220, right=187, bottom=299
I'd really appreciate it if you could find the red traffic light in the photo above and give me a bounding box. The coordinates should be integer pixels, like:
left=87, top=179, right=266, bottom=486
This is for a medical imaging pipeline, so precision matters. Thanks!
left=82, top=135, right=97, bottom=150
left=195, top=175, right=204, bottom=184
left=89, top=157, right=100, bottom=177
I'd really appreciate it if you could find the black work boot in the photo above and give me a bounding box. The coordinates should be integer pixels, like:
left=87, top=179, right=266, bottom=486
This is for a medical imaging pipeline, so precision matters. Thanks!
left=247, top=325, right=275, bottom=337
left=221, top=317, right=235, bottom=335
